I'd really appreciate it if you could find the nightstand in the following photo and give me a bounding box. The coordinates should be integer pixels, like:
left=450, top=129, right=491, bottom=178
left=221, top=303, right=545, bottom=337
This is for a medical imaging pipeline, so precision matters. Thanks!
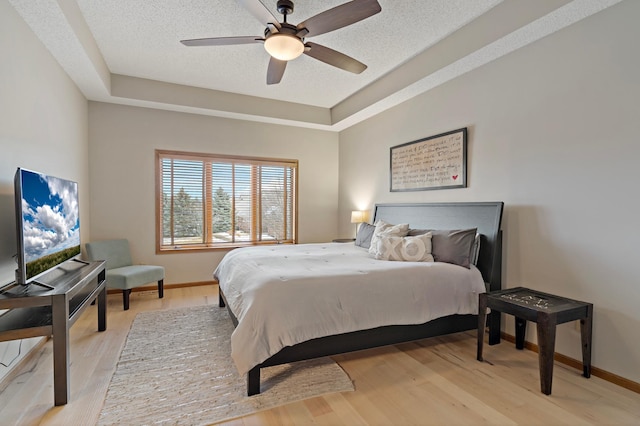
left=332, top=238, right=355, bottom=243
left=477, top=287, right=593, bottom=395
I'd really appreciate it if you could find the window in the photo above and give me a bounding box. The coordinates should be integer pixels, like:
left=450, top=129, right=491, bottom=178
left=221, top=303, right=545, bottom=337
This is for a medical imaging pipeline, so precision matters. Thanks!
left=156, top=150, right=297, bottom=252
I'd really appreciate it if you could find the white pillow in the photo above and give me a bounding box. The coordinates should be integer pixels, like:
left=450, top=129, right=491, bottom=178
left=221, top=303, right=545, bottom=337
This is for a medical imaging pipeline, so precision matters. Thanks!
left=368, top=220, right=410, bottom=255
left=374, top=232, right=434, bottom=262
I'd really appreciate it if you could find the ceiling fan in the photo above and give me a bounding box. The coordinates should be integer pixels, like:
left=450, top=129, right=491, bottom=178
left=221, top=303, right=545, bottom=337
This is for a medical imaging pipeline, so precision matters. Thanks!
left=180, top=0, right=382, bottom=85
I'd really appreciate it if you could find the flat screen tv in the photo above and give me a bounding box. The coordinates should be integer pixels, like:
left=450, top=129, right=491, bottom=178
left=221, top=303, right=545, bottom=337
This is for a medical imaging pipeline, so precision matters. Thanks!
left=14, top=168, right=81, bottom=286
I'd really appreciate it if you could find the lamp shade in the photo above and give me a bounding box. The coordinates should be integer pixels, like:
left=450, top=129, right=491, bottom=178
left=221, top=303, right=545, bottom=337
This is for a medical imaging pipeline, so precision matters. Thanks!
left=264, top=34, right=304, bottom=61
left=351, top=211, right=365, bottom=224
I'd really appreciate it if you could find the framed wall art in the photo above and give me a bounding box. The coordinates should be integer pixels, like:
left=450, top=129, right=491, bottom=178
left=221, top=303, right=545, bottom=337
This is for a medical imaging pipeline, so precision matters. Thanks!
left=390, top=127, right=467, bottom=192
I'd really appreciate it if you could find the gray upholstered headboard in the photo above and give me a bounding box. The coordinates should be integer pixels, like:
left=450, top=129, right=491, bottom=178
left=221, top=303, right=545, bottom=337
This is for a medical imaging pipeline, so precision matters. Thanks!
left=373, top=202, right=504, bottom=292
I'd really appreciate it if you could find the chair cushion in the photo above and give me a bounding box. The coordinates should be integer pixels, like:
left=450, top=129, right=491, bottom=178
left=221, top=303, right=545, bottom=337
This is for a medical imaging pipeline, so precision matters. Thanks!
left=106, top=265, right=165, bottom=290
left=85, top=239, right=133, bottom=269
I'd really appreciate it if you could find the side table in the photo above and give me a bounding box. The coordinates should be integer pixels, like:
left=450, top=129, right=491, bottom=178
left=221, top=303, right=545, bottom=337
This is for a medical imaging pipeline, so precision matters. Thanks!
left=477, top=287, right=593, bottom=395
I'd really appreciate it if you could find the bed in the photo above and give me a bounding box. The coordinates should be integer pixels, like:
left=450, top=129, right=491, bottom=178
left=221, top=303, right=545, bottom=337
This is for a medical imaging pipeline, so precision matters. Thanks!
left=215, top=202, right=504, bottom=395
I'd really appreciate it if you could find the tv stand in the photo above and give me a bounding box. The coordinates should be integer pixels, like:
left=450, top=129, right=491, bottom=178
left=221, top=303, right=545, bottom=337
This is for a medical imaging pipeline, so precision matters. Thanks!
left=0, top=260, right=106, bottom=406
left=29, top=280, right=56, bottom=290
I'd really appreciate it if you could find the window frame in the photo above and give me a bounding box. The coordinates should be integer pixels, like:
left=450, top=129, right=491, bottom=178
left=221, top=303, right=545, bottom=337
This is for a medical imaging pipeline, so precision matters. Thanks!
left=155, top=149, right=298, bottom=253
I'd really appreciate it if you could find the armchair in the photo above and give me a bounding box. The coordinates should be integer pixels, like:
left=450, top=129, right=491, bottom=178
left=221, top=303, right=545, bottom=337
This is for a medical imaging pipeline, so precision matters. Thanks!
left=85, top=239, right=164, bottom=310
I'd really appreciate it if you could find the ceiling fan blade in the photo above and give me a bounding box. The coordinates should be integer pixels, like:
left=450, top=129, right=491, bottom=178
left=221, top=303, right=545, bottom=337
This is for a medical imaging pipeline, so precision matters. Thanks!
left=304, top=42, right=367, bottom=74
left=267, top=57, right=287, bottom=85
left=238, top=0, right=281, bottom=29
left=181, top=36, right=263, bottom=47
left=297, top=0, right=381, bottom=38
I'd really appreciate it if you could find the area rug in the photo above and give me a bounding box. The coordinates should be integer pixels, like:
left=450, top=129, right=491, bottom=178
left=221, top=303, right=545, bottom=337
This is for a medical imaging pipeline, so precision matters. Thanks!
left=98, top=305, right=354, bottom=425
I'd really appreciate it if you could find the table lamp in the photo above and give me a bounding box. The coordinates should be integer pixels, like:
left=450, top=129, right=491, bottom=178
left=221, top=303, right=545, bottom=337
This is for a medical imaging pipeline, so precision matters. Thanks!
left=351, top=210, right=365, bottom=237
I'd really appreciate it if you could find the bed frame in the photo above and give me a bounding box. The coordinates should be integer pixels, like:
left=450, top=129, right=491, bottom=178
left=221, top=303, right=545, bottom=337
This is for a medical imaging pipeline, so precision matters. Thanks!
left=219, top=201, right=504, bottom=395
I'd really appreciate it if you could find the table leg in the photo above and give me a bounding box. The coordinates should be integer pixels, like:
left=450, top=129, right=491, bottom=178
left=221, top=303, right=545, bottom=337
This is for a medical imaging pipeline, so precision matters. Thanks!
left=581, top=304, right=593, bottom=378
left=98, top=285, right=107, bottom=332
left=477, top=293, right=487, bottom=361
left=536, top=312, right=557, bottom=395
left=52, top=295, right=70, bottom=406
left=515, top=317, right=527, bottom=350
left=488, top=309, right=501, bottom=345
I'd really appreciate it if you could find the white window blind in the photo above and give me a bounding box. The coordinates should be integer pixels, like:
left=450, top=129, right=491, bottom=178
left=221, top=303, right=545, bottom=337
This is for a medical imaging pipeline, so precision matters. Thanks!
left=156, top=150, right=297, bottom=252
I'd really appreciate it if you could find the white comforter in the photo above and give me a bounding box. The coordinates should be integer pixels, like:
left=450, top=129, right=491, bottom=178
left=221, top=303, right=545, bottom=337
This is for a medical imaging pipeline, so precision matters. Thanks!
left=214, top=243, right=486, bottom=376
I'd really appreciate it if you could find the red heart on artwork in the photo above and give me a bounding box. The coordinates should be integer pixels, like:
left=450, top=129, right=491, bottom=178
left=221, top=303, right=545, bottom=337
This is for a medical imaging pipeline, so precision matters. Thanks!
left=452, top=175, right=458, bottom=180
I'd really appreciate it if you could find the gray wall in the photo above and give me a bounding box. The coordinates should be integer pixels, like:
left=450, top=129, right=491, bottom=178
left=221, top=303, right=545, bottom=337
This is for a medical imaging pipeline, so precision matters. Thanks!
left=0, top=1, right=89, bottom=381
left=338, top=1, right=640, bottom=384
left=88, top=102, right=339, bottom=284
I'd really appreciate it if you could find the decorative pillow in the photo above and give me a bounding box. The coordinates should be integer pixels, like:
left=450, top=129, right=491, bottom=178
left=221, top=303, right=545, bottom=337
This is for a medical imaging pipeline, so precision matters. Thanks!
left=407, top=228, right=477, bottom=268
left=368, top=220, right=409, bottom=255
left=355, top=222, right=376, bottom=249
left=373, top=232, right=434, bottom=262
left=471, top=233, right=481, bottom=266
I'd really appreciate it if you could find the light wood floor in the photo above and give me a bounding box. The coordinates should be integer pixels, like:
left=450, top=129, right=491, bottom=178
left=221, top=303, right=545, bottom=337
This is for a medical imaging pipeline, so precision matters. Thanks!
left=1, top=285, right=639, bottom=425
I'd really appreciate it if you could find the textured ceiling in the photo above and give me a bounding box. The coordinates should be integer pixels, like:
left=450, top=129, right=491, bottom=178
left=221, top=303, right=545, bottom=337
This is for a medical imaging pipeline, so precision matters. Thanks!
left=74, top=0, right=502, bottom=108
left=8, top=0, right=623, bottom=130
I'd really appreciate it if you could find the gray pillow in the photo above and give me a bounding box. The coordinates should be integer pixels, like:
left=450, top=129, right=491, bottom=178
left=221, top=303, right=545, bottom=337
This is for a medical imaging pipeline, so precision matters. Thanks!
left=354, top=222, right=376, bottom=249
left=408, top=228, right=477, bottom=268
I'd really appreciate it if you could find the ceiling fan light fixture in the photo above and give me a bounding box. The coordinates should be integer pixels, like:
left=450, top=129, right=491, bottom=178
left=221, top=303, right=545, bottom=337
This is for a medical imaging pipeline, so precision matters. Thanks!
left=264, top=33, right=304, bottom=61
left=180, top=0, right=382, bottom=84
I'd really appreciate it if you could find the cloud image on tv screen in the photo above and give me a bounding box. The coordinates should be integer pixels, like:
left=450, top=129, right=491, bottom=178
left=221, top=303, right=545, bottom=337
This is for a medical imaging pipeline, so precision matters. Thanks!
left=20, top=170, right=80, bottom=269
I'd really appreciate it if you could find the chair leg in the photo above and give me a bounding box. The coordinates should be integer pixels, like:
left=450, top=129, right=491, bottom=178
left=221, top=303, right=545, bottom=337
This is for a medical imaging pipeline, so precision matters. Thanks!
left=123, top=289, right=131, bottom=311
left=158, top=279, right=164, bottom=299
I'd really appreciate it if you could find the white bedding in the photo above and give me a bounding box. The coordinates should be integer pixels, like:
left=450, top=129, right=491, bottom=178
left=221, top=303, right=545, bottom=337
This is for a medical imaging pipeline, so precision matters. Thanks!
left=214, top=242, right=486, bottom=376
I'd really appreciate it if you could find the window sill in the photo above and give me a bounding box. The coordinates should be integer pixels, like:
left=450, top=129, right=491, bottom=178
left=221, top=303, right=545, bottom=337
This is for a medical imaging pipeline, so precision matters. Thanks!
left=157, top=240, right=295, bottom=254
